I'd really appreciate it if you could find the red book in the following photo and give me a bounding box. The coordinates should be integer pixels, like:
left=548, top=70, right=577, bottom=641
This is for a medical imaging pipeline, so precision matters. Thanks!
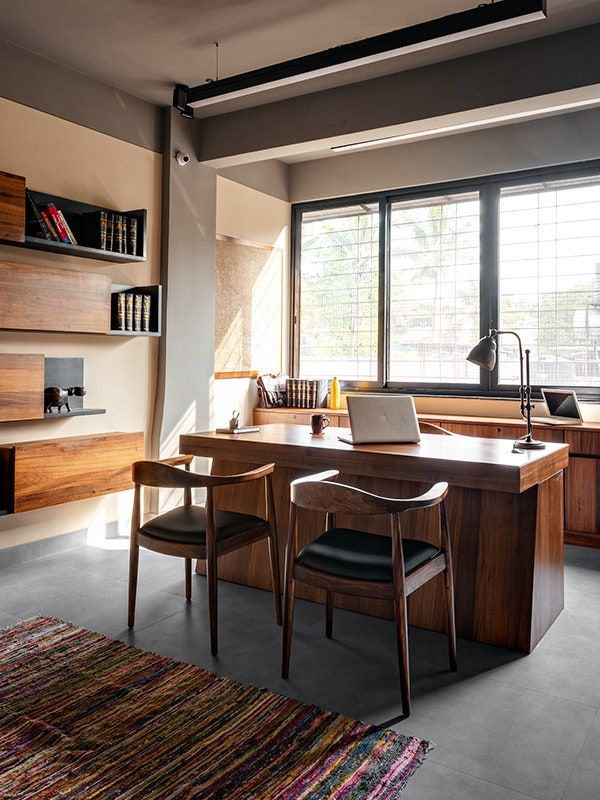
left=39, top=208, right=59, bottom=241
left=39, top=202, right=70, bottom=243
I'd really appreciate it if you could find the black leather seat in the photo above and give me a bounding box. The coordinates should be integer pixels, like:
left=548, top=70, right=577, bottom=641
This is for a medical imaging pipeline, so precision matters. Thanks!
left=140, top=505, right=265, bottom=545
left=297, top=527, right=439, bottom=582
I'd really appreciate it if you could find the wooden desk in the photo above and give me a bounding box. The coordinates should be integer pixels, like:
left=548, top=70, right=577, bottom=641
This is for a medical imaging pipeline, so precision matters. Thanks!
left=180, top=425, right=569, bottom=653
left=255, top=406, right=600, bottom=550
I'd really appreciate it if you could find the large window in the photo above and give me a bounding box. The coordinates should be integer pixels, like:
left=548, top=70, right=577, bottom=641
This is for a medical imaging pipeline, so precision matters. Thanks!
left=292, top=163, right=600, bottom=398
left=298, top=204, right=379, bottom=381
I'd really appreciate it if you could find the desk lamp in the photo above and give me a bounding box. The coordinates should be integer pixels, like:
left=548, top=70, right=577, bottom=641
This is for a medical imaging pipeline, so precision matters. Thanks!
left=467, top=329, right=545, bottom=450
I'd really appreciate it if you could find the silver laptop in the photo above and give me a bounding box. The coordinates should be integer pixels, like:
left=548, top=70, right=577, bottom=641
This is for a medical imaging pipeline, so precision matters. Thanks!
left=531, top=388, right=583, bottom=426
left=338, top=395, right=421, bottom=445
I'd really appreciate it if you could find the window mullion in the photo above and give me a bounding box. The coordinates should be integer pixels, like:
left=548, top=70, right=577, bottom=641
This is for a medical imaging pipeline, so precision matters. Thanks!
left=480, top=183, right=500, bottom=394
left=378, top=198, right=390, bottom=388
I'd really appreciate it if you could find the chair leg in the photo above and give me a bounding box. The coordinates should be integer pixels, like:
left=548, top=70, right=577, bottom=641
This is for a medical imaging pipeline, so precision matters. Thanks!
left=443, top=563, right=458, bottom=671
left=127, top=542, right=139, bottom=629
left=394, top=590, right=411, bottom=717
left=281, top=571, right=295, bottom=679
left=267, top=531, right=282, bottom=626
left=325, top=591, right=334, bottom=639
left=207, top=551, right=218, bottom=656
left=185, top=558, right=192, bottom=602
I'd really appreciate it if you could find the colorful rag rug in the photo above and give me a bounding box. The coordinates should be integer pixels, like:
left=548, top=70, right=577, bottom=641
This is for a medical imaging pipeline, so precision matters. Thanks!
left=0, top=617, right=429, bottom=799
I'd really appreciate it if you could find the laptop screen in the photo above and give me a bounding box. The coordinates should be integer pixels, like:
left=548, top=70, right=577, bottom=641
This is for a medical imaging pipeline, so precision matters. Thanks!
left=543, top=390, right=581, bottom=420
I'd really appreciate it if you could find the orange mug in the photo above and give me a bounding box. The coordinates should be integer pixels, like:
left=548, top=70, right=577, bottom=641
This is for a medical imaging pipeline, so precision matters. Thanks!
left=311, top=413, right=331, bottom=435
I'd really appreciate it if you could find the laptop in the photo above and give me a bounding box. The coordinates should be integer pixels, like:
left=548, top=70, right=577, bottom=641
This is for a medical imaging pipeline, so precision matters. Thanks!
left=531, top=388, right=583, bottom=426
left=337, top=395, right=421, bottom=445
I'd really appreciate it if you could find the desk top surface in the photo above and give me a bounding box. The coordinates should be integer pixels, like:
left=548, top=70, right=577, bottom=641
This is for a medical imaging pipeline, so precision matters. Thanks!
left=180, top=424, right=569, bottom=494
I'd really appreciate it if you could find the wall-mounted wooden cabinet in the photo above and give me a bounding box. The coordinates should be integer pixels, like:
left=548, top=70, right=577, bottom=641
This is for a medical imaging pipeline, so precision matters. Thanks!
left=0, top=171, right=25, bottom=243
left=0, top=431, right=144, bottom=515
left=0, top=354, right=44, bottom=422
left=0, top=260, right=161, bottom=337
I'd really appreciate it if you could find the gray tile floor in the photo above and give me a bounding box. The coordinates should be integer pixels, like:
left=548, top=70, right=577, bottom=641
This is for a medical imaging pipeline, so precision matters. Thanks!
left=0, top=542, right=598, bottom=800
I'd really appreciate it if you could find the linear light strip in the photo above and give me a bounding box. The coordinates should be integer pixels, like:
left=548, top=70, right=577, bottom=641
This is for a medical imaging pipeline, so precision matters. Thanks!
left=174, top=0, right=546, bottom=113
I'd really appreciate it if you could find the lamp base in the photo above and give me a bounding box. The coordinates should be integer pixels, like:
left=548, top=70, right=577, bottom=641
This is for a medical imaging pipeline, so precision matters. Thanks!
left=515, top=435, right=546, bottom=450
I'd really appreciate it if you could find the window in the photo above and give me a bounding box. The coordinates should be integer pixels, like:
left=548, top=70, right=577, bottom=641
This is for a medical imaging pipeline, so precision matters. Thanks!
left=499, top=176, right=600, bottom=388
left=389, top=192, right=480, bottom=384
left=297, top=204, right=379, bottom=381
left=292, top=162, right=600, bottom=398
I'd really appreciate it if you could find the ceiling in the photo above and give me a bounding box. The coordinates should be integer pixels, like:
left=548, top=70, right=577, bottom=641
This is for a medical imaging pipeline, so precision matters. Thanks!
left=0, top=0, right=599, bottom=118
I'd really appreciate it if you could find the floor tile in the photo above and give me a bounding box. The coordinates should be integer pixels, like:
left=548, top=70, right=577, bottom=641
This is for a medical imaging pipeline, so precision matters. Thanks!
left=404, top=761, right=538, bottom=800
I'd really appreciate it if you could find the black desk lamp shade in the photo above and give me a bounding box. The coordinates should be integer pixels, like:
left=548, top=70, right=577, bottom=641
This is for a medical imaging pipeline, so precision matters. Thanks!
left=467, top=329, right=545, bottom=450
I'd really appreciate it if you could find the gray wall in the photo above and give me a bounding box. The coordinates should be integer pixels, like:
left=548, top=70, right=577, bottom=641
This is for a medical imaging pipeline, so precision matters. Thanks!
left=290, top=106, right=600, bottom=202
left=0, top=38, right=161, bottom=152
left=152, top=109, right=216, bottom=478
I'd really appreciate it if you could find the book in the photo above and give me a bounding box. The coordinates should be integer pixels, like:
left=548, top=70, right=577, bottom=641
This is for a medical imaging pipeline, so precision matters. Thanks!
left=125, top=293, right=134, bottom=331
left=215, top=426, right=260, bottom=435
left=39, top=208, right=59, bottom=241
left=114, top=214, right=124, bottom=253
left=25, top=191, right=52, bottom=240
left=116, top=293, right=126, bottom=331
left=133, top=294, right=142, bottom=332
left=106, top=214, right=114, bottom=251
left=142, top=295, right=151, bottom=332
left=57, top=210, right=77, bottom=245
left=127, top=217, right=137, bottom=256
left=38, top=202, right=70, bottom=243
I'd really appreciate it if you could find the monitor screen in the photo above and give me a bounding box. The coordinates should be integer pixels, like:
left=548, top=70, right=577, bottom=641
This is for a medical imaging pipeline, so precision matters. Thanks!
left=543, top=390, right=581, bottom=420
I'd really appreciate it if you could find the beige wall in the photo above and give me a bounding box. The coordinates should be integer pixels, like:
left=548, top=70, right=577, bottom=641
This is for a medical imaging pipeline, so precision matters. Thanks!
left=214, top=176, right=290, bottom=426
left=0, top=96, right=162, bottom=549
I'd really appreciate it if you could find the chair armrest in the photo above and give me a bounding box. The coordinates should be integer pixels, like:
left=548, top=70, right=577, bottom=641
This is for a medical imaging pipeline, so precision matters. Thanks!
left=159, top=455, right=194, bottom=468
left=207, top=463, right=275, bottom=487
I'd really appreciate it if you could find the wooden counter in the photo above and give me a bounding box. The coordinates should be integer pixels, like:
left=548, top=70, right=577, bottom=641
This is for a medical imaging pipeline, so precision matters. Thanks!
left=255, top=407, right=600, bottom=549
left=181, top=425, right=569, bottom=653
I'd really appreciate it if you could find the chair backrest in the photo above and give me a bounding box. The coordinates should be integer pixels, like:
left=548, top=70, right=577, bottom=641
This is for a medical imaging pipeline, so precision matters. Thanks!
left=132, top=458, right=274, bottom=489
left=290, top=470, right=448, bottom=516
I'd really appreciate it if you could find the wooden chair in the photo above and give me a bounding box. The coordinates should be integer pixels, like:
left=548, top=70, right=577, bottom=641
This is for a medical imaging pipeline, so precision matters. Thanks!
left=129, top=455, right=282, bottom=655
left=282, top=470, right=457, bottom=717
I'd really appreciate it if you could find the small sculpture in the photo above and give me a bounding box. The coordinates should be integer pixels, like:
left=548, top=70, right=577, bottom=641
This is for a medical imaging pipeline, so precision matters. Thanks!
left=229, top=410, right=240, bottom=430
left=44, top=386, right=86, bottom=414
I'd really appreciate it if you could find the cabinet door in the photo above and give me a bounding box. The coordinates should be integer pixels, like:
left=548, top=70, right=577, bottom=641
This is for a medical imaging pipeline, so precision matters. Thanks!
left=0, top=171, right=25, bottom=243
left=565, top=456, right=600, bottom=536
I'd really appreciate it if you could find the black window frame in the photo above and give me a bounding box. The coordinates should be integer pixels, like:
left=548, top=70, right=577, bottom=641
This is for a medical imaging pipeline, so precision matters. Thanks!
left=291, top=159, right=600, bottom=402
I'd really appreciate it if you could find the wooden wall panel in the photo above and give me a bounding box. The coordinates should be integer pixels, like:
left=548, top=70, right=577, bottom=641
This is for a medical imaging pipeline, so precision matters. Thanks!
left=0, top=171, right=25, bottom=243
left=0, top=354, right=44, bottom=422
left=0, top=432, right=144, bottom=513
left=0, top=260, right=110, bottom=334
left=565, top=457, right=600, bottom=536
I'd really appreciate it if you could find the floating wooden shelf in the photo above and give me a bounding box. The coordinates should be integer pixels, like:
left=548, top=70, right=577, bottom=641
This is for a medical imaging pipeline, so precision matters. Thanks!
left=0, top=354, right=45, bottom=422
left=0, top=261, right=161, bottom=337
left=0, top=431, right=144, bottom=514
left=43, top=408, right=106, bottom=421
left=0, top=171, right=147, bottom=263
left=21, top=235, right=145, bottom=264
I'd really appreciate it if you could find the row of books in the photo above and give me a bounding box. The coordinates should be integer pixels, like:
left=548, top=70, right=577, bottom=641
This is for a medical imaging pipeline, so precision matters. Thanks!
left=96, top=211, right=138, bottom=254
left=27, top=190, right=78, bottom=245
left=26, top=190, right=139, bottom=255
left=115, top=292, right=152, bottom=333
left=285, top=379, right=328, bottom=409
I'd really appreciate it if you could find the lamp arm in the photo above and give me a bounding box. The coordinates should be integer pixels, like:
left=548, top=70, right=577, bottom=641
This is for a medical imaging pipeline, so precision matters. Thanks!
left=491, top=329, right=526, bottom=417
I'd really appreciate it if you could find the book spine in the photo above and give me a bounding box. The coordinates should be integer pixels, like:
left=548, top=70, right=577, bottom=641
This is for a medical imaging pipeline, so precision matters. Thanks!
left=107, top=214, right=114, bottom=251
left=99, top=211, right=108, bottom=250
left=142, top=295, right=151, bottom=332
left=133, top=294, right=143, bottom=332
left=57, top=210, right=77, bottom=244
left=125, top=293, right=134, bottom=331
left=39, top=209, right=59, bottom=241
left=25, top=191, right=52, bottom=240
left=117, top=293, right=126, bottom=331
left=128, top=217, right=137, bottom=256
left=45, top=204, right=70, bottom=243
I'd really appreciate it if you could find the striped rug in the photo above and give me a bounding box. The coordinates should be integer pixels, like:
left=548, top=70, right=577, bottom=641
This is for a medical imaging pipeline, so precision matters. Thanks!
left=0, top=617, right=429, bottom=799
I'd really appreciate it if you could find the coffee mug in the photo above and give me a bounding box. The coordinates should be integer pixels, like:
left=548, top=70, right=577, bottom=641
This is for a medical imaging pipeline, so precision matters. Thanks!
left=311, top=413, right=331, bottom=435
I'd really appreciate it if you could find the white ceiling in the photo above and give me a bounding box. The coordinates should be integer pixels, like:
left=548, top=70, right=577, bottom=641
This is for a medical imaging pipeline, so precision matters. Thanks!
left=0, top=0, right=599, bottom=116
